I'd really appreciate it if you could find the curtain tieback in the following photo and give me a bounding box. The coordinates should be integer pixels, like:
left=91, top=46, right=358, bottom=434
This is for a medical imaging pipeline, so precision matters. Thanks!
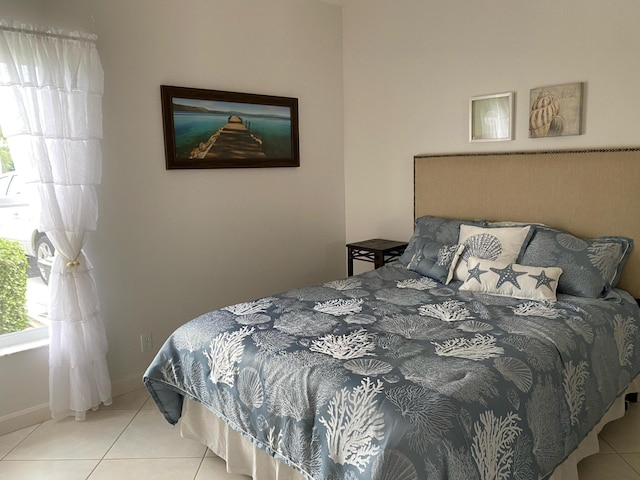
left=60, top=253, right=81, bottom=268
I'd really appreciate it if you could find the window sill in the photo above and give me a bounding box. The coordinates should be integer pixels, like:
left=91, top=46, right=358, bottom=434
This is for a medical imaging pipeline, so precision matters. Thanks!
left=0, top=327, right=49, bottom=357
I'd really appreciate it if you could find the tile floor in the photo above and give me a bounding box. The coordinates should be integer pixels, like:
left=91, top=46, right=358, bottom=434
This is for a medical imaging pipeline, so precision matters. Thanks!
left=0, top=388, right=639, bottom=479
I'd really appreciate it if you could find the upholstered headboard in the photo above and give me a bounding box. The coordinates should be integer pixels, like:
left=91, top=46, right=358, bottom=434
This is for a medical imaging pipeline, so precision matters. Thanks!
left=414, top=148, right=640, bottom=298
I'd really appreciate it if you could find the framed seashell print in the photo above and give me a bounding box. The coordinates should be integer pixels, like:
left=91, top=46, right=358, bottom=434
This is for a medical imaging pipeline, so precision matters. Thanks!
left=469, top=92, right=514, bottom=142
left=529, top=82, right=583, bottom=138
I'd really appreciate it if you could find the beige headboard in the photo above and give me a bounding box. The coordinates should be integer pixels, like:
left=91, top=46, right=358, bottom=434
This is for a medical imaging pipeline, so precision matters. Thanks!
left=414, top=148, right=640, bottom=298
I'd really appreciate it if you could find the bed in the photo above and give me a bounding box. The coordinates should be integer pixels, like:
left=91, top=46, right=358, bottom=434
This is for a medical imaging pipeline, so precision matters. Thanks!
left=144, top=148, right=640, bottom=480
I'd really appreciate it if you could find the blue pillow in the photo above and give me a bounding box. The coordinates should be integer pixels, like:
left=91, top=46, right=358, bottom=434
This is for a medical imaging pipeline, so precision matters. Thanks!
left=520, top=226, right=633, bottom=298
left=399, top=216, right=485, bottom=266
left=406, top=239, right=465, bottom=284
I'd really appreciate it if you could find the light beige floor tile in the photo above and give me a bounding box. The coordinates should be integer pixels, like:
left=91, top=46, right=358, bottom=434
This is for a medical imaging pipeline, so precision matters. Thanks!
left=88, top=458, right=202, bottom=480
left=195, top=456, right=251, bottom=480
left=106, top=387, right=150, bottom=410
left=105, top=409, right=206, bottom=459
left=598, top=436, right=615, bottom=454
left=601, top=404, right=640, bottom=453
left=622, top=453, right=640, bottom=475
left=5, top=410, right=136, bottom=460
left=0, top=425, right=38, bottom=459
left=0, top=460, right=98, bottom=480
left=142, top=396, right=159, bottom=410
left=578, top=453, right=640, bottom=480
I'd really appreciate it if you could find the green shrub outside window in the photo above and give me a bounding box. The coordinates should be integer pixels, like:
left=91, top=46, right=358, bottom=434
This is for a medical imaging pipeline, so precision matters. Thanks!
left=0, top=237, right=29, bottom=334
left=0, top=125, right=14, bottom=173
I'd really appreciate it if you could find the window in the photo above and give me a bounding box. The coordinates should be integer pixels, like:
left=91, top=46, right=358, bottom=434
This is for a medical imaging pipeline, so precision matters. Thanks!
left=0, top=126, right=49, bottom=352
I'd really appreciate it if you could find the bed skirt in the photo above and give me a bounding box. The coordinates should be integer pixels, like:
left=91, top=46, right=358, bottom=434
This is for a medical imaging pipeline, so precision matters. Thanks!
left=179, top=375, right=640, bottom=480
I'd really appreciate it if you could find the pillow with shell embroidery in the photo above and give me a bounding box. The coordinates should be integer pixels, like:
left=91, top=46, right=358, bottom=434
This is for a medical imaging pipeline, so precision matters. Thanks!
left=453, top=224, right=534, bottom=283
left=459, top=256, right=563, bottom=302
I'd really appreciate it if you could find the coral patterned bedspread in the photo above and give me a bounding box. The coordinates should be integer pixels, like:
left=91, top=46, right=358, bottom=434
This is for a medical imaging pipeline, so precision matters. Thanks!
left=144, top=264, right=640, bottom=480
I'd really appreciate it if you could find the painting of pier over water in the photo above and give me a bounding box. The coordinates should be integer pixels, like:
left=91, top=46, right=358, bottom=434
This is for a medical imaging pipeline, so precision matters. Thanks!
left=161, top=86, right=299, bottom=169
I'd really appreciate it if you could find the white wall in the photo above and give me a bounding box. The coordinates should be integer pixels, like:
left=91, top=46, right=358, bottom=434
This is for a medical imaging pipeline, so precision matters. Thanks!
left=0, top=0, right=345, bottom=428
left=343, top=0, right=640, bottom=245
left=0, top=0, right=45, bottom=22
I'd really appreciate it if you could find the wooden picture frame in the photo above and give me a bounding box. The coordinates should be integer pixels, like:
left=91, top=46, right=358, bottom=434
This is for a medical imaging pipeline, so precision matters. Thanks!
left=469, top=92, right=514, bottom=142
left=161, top=85, right=300, bottom=169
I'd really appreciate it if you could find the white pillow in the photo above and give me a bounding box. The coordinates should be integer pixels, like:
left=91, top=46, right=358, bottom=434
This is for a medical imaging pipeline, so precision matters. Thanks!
left=453, top=225, right=532, bottom=282
left=459, top=256, right=563, bottom=302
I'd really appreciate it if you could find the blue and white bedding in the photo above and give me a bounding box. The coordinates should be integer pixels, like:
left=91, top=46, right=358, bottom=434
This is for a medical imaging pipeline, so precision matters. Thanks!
left=144, top=264, right=640, bottom=480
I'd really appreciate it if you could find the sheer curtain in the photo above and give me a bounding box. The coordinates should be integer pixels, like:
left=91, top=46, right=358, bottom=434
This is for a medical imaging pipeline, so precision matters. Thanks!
left=0, top=21, right=111, bottom=420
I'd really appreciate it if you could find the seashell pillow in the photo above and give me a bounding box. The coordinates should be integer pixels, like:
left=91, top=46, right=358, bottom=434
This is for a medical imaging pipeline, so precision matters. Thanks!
left=453, top=225, right=534, bottom=282
left=520, top=226, right=633, bottom=298
left=459, top=257, right=563, bottom=302
left=398, top=215, right=486, bottom=266
left=406, top=238, right=465, bottom=284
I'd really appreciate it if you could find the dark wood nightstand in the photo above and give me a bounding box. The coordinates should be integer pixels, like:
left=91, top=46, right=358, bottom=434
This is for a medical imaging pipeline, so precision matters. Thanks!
left=346, top=239, right=408, bottom=276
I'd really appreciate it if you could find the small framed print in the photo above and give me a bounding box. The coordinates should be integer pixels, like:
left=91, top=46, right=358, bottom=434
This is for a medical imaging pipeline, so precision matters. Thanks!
left=469, top=92, right=514, bottom=142
left=529, top=82, right=583, bottom=138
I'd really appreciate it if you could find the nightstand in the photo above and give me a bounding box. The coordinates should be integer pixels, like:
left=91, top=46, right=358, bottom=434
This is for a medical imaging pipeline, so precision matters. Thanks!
left=346, top=239, right=408, bottom=276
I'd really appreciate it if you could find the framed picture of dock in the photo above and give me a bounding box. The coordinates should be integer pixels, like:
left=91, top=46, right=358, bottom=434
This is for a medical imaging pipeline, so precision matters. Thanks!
left=161, top=85, right=300, bottom=169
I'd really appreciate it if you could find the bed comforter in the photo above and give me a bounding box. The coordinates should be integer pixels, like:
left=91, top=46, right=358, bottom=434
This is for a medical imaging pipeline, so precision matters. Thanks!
left=144, top=265, right=640, bottom=480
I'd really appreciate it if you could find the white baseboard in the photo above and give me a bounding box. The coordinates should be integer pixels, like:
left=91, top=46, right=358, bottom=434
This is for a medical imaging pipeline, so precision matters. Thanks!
left=111, top=374, right=146, bottom=398
left=0, top=373, right=146, bottom=436
left=0, top=403, right=50, bottom=437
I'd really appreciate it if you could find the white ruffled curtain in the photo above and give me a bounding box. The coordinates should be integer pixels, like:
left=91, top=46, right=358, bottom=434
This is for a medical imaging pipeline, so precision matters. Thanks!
left=0, top=22, right=111, bottom=420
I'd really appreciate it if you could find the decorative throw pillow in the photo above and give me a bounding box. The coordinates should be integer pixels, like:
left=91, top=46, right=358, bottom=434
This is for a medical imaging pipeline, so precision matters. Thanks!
left=453, top=225, right=534, bottom=282
left=520, top=226, right=633, bottom=297
left=460, top=257, right=563, bottom=302
left=398, top=216, right=486, bottom=266
left=406, top=239, right=465, bottom=284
